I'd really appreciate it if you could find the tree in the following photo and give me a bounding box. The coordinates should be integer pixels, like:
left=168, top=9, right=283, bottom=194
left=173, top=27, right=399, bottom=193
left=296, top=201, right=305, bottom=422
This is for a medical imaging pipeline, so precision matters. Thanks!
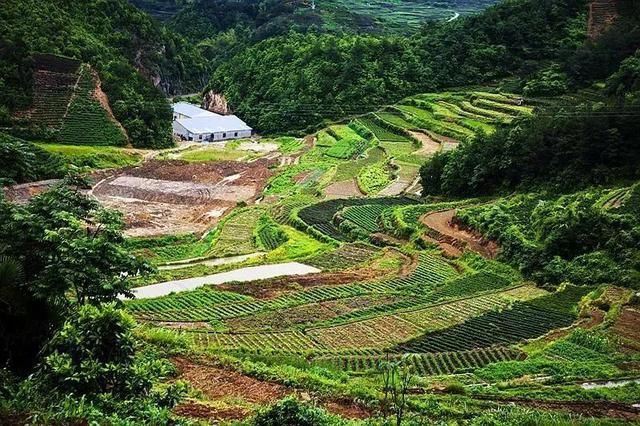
left=0, top=177, right=150, bottom=371
left=379, top=355, right=414, bottom=425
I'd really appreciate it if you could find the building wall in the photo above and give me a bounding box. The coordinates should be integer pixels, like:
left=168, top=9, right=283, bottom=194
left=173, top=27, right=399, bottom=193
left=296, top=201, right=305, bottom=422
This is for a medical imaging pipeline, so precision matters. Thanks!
left=172, top=123, right=252, bottom=142
left=172, top=121, right=192, bottom=140
left=173, top=112, right=191, bottom=120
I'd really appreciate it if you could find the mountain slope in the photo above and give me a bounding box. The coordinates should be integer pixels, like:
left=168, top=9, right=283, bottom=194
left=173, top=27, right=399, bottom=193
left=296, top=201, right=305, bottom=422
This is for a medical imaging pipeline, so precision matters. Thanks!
left=0, top=0, right=209, bottom=147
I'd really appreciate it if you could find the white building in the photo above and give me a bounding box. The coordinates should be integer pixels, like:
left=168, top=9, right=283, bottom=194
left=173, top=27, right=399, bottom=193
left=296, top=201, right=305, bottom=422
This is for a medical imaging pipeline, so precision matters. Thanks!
left=172, top=102, right=252, bottom=142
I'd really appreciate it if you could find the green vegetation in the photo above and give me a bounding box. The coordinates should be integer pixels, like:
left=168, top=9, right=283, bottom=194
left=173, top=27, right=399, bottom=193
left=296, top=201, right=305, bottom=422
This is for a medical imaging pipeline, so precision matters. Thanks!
left=456, top=190, right=640, bottom=288
left=36, top=143, right=141, bottom=170
left=0, top=0, right=208, bottom=147
left=357, top=162, right=390, bottom=195
left=58, top=65, right=128, bottom=146
left=0, top=133, right=64, bottom=185
left=208, top=0, right=626, bottom=134
left=323, top=126, right=369, bottom=159
left=255, top=214, right=289, bottom=251
left=4, top=0, right=640, bottom=424
left=177, top=144, right=249, bottom=162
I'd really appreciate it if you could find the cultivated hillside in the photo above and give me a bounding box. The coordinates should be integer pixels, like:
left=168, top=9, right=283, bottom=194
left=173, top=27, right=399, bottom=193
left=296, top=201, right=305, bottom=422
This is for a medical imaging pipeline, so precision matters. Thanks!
left=14, top=54, right=128, bottom=146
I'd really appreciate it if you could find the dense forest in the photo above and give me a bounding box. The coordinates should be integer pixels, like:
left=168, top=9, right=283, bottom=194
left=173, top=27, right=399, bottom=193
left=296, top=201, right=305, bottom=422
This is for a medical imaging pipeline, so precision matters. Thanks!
left=208, top=0, right=591, bottom=133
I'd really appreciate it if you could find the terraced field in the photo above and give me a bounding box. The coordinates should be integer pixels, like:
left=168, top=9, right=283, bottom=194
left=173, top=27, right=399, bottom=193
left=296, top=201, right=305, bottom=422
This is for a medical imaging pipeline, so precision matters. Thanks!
left=122, top=88, right=604, bottom=385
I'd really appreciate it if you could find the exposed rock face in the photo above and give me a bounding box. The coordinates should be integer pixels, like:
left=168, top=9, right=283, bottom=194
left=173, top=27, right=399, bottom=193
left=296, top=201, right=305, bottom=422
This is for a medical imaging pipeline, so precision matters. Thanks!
left=202, top=90, right=232, bottom=115
left=588, top=0, right=620, bottom=39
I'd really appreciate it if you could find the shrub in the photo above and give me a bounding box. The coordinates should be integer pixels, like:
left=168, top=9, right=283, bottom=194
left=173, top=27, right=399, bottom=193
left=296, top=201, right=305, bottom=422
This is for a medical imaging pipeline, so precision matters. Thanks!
left=253, top=397, right=344, bottom=426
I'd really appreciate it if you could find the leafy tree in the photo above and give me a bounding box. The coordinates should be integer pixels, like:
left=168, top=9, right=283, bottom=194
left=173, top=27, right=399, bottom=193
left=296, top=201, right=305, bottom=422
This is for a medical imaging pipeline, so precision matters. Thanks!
left=0, top=133, right=65, bottom=185
left=40, top=304, right=162, bottom=397
left=0, top=178, right=149, bottom=371
left=523, top=64, right=569, bottom=96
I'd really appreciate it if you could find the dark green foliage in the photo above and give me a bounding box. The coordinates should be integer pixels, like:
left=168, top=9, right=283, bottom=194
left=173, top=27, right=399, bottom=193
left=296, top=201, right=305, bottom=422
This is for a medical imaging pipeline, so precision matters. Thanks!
left=40, top=304, right=143, bottom=396
left=0, top=178, right=148, bottom=372
left=1, top=304, right=186, bottom=424
left=210, top=0, right=588, bottom=133
left=420, top=106, right=640, bottom=196
left=606, top=49, right=640, bottom=105
left=456, top=191, right=640, bottom=288
left=297, top=197, right=418, bottom=241
left=523, top=64, right=569, bottom=96
left=395, top=286, right=589, bottom=354
left=253, top=397, right=343, bottom=426
left=256, top=215, right=289, bottom=250
left=0, top=133, right=65, bottom=185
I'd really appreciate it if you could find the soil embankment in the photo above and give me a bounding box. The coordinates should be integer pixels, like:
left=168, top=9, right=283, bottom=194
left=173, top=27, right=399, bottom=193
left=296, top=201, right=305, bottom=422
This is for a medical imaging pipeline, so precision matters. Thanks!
left=421, top=209, right=498, bottom=258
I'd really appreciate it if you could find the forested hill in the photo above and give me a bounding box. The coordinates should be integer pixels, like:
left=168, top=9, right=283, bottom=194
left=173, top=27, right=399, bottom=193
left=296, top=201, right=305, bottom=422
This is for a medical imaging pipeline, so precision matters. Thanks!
left=208, top=0, right=595, bottom=133
left=0, top=0, right=209, bottom=148
left=203, top=0, right=640, bottom=135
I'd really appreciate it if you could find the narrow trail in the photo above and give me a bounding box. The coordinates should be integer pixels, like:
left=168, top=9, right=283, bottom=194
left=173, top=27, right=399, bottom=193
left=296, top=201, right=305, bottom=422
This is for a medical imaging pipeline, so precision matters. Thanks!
left=420, top=209, right=498, bottom=258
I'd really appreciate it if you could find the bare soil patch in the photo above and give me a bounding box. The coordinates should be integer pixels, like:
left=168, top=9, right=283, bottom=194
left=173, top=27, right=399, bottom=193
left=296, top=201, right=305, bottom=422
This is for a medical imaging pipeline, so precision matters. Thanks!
left=421, top=209, right=499, bottom=258
left=324, top=179, right=363, bottom=199
left=3, top=179, right=61, bottom=204
left=408, top=131, right=441, bottom=155
left=92, top=159, right=275, bottom=237
left=171, top=357, right=371, bottom=422
left=612, top=307, right=640, bottom=352
left=324, top=399, right=371, bottom=419
left=538, top=309, right=605, bottom=344
left=174, top=402, right=248, bottom=421
left=173, top=357, right=289, bottom=405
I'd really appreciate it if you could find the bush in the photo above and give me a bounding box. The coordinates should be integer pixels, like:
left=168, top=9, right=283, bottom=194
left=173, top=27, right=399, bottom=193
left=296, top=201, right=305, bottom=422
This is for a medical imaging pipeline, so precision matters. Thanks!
left=253, top=397, right=344, bottom=426
left=39, top=304, right=156, bottom=397
left=523, top=64, right=569, bottom=97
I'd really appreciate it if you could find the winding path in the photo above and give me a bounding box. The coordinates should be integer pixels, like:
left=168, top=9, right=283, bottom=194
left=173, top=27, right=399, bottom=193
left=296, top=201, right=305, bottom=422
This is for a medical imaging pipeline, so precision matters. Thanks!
left=128, top=262, right=320, bottom=299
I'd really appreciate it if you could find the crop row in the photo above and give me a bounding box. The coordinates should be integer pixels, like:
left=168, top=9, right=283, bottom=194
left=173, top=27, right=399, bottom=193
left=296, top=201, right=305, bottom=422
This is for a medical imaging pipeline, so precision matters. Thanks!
left=316, top=346, right=525, bottom=375
left=130, top=253, right=456, bottom=323
left=58, top=65, right=127, bottom=146
left=127, top=288, right=251, bottom=315
left=305, top=243, right=379, bottom=271
left=30, top=71, right=79, bottom=128
left=211, top=208, right=263, bottom=257
left=306, top=272, right=519, bottom=330
left=358, top=118, right=412, bottom=143
left=192, top=330, right=324, bottom=353
left=297, top=196, right=418, bottom=240
left=340, top=204, right=389, bottom=233
left=395, top=303, right=576, bottom=354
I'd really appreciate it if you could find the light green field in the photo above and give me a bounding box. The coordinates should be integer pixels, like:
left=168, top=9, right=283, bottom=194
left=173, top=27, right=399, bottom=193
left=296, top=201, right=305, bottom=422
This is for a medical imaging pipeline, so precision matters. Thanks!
left=36, top=143, right=142, bottom=169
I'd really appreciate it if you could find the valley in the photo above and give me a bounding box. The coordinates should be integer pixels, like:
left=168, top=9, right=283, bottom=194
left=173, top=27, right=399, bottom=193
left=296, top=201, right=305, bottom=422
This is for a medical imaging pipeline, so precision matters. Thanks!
left=1, top=0, right=639, bottom=424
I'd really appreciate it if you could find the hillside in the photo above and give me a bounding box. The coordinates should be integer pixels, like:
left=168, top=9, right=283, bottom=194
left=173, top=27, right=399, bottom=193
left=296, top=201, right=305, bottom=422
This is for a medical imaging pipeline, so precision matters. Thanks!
left=13, top=54, right=128, bottom=147
left=165, top=0, right=499, bottom=39
left=0, top=0, right=210, bottom=147
left=208, top=0, right=591, bottom=133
